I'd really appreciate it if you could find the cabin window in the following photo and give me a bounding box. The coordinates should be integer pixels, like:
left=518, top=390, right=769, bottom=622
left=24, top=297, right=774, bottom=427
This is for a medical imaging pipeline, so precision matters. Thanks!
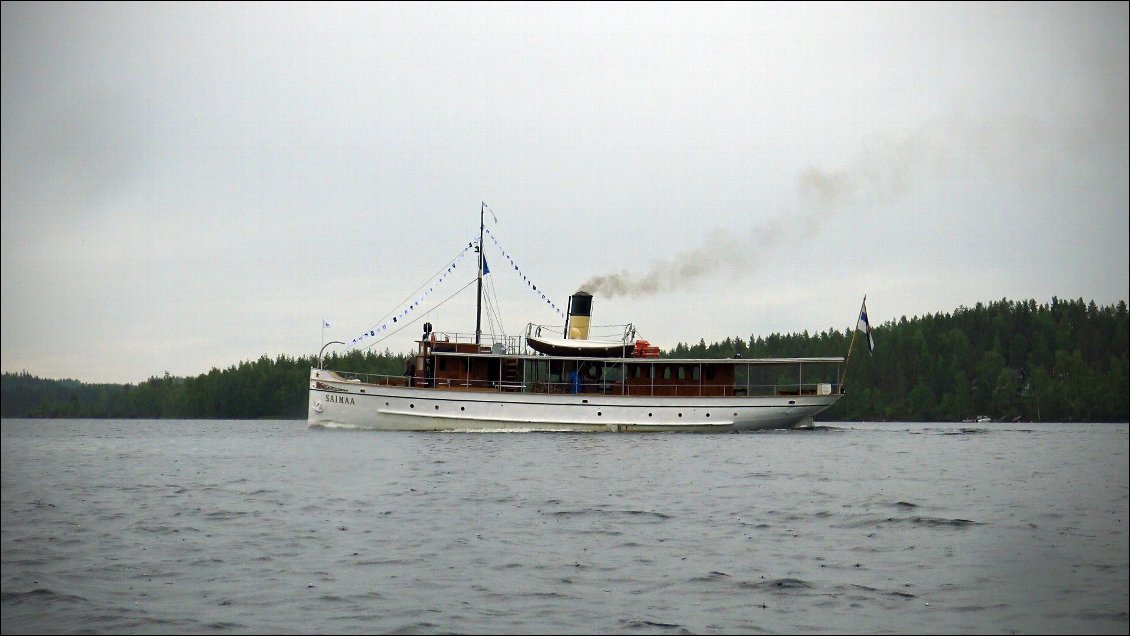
left=692, top=367, right=700, bottom=381
left=649, top=366, right=656, bottom=379
left=663, top=366, right=672, bottom=380
left=677, top=367, right=686, bottom=380
left=634, top=367, right=642, bottom=379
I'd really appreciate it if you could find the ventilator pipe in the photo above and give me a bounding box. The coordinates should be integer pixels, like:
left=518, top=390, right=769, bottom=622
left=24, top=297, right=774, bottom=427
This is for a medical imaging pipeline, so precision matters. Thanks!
left=318, top=341, right=346, bottom=369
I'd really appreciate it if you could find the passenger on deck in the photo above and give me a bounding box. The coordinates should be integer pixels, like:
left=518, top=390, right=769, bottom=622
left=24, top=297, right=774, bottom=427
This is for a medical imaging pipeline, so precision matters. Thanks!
left=568, top=369, right=581, bottom=394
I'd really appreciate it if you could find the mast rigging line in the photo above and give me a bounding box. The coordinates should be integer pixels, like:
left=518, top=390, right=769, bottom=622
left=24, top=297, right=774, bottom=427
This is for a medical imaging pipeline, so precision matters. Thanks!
left=347, top=210, right=562, bottom=353
left=360, top=278, right=478, bottom=352
left=482, top=270, right=507, bottom=342
left=483, top=226, right=566, bottom=319
left=351, top=239, right=477, bottom=347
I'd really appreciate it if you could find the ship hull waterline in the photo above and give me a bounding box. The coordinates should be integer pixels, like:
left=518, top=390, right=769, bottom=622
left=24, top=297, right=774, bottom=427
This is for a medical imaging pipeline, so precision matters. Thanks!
left=308, top=374, right=841, bottom=433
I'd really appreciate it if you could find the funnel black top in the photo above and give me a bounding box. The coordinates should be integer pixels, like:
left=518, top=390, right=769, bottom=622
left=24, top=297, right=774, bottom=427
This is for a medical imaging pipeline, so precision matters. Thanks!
left=568, top=291, right=593, bottom=317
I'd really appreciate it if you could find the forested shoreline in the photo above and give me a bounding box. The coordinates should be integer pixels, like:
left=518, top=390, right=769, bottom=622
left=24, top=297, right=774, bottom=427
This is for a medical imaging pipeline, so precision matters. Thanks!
left=2, top=297, right=1126, bottom=422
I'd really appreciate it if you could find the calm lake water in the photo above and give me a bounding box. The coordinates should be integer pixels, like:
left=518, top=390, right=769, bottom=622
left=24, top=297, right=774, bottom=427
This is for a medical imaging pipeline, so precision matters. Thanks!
left=2, top=419, right=1127, bottom=635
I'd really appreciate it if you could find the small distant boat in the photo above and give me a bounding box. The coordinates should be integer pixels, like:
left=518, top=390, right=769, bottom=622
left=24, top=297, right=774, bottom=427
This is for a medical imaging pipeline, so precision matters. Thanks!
left=308, top=205, right=849, bottom=433
left=962, top=415, right=994, bottom=423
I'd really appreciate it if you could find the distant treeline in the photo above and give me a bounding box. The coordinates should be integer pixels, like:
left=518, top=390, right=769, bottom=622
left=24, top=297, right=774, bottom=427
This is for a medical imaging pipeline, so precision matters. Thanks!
left=1, top=350, right=410, bottom=420
left=2, top=297, right=1126, bottom=422
left=669, top=297, right=1127, bottom=422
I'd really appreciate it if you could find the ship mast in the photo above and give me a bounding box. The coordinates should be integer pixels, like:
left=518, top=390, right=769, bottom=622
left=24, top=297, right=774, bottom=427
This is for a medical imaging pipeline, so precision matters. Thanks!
left=475, top=201, right=485, bottom=345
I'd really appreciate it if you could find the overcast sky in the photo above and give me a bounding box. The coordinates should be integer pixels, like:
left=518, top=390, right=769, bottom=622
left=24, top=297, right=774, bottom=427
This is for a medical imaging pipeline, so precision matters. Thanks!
left=3, top=2, right=1127, bottom=384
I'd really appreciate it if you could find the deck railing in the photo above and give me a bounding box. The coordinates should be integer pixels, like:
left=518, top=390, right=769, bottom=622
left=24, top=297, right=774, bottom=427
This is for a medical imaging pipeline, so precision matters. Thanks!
left=427, top=331, right=525, bottom=354
left=524, top=322, right=637, bottom=351
left=317, top=370, right=839, bottom=398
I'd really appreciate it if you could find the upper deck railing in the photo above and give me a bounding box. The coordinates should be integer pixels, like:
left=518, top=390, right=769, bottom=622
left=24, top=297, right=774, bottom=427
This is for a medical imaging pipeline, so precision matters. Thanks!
left=315, top=354, right=844, bottom=399
left=422, top=322, right=636, bottom=356
left=524, top=322, right=637, bottom=346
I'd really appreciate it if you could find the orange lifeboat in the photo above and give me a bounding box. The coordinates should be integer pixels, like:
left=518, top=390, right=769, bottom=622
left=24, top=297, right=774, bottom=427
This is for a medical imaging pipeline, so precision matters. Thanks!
left=632, top=339, right=660, bottom=358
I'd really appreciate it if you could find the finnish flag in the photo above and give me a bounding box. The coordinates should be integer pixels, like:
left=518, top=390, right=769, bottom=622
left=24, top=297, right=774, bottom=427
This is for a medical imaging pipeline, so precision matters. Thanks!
left=856, top=301, right=875, bottom=354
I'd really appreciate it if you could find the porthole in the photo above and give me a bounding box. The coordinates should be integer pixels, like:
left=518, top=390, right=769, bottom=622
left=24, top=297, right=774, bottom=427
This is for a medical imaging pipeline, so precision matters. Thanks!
left=434, top=405, right=439, bottom=410
left=598, top=411, right=602, bottom=416
left=461, top=406, right=466, bottom=411
left=678, top=413, right=683, bottom=418
left=410, top=404, right=415, bottom=409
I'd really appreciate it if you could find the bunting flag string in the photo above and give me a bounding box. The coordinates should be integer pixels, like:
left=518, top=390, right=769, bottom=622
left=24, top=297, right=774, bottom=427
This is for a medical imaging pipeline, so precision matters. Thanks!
left=484, top=227, right=566, bottom=319
left=347, top=239, right=478, bottom=348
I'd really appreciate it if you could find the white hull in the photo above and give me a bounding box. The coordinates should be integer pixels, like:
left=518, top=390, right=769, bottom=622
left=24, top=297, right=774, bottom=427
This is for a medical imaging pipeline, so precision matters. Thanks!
left=308, top=370, right=840, bottom=433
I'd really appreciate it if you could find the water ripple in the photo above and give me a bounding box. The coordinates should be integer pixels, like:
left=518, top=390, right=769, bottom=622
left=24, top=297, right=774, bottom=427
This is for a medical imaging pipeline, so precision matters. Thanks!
left=2, top=419, right=1126, bottom=635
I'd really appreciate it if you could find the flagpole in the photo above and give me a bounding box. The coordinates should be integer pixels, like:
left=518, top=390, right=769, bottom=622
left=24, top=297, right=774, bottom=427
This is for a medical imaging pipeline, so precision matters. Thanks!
left=475, top=202, right=485, bottom=346
left=840, top=295, right=866, bottom=391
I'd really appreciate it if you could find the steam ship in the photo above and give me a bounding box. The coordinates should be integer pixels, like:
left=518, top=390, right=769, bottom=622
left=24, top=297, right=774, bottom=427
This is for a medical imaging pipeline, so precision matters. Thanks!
left=308, top=207, right=846, bottom=432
